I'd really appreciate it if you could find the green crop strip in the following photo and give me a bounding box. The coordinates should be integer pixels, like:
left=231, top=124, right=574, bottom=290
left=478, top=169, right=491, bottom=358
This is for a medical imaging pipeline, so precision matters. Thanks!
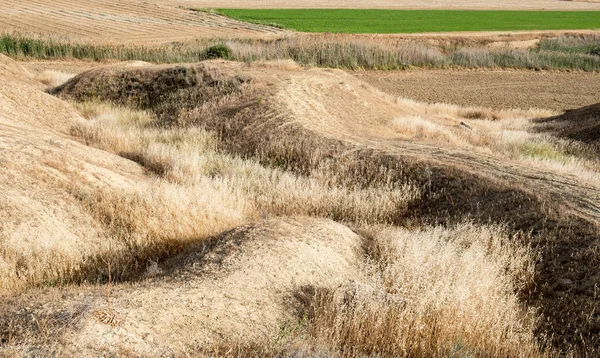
left=215, top=9, right=600, bottom=34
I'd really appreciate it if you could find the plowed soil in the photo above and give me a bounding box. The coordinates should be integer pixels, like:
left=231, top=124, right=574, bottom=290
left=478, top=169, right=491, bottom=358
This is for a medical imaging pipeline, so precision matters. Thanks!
left=356, top=69, right=600, bottom=111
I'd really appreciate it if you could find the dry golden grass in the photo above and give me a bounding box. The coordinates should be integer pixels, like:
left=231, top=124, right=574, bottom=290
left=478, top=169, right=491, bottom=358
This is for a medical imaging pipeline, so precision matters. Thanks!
left=71, top=101, right=420, bottom=226
left=390, top=98, right=600, bottom=183
left=6, top=59, right=600, bottom=356
left=51, top=72, right=546, bottom=356
left=307, top=223, right=543, bottom=358
left=33, top=70, right=75, bottom=89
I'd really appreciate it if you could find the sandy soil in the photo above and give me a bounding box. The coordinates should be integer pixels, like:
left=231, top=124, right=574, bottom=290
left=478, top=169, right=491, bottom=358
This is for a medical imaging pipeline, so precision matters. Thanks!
left=163, top=0, right=600, bottom=10
left=0, top=55, right=145, bottom=291
left=355, top=69, right=600, bottom=111
left=0, top=0, right=285, bottom=44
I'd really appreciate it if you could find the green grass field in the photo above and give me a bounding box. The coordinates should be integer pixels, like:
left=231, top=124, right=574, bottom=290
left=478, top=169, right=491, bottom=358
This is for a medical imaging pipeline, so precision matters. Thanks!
left=215, top=9, right=600, bottom=34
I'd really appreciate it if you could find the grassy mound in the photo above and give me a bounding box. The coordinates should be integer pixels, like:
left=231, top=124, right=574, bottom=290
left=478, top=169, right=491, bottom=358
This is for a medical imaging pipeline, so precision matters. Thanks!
left=49, top=60, right=600, bottom=354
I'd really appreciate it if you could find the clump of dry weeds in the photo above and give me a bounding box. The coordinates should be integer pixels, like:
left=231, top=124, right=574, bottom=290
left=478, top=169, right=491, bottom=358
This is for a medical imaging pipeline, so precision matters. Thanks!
left=306, top=223, right=543, bottom=358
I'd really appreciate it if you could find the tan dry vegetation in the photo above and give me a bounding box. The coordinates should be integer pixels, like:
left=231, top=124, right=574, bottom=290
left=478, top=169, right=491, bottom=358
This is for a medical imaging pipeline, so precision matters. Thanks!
left=310, top=223, right=540, bottom=357
left=388, top=98, right=600, bottom=182
left=69, top=101, right=419, bottom=225
left=45, top=60, right=600, bottom=354
left=2, top=57, right=600, bottom=356
left=0, top=56, right=254, bottom=291
left=0, top=0, right=285, bottom=45
left=33, top=70, right=75, bottom=89
left=0, top=55, right=144, bottom=291
left=1, top=220, right=543, bottom=357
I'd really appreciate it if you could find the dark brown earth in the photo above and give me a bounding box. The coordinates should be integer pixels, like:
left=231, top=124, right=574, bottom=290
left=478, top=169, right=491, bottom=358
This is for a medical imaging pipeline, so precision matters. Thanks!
left=355, top=69, right=600, bottom=111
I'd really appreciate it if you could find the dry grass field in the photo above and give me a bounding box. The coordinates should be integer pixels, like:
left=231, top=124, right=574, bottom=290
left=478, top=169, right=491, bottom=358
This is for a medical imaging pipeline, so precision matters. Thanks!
left=0, top=56, right=599, bottom=356
left=0, top=0, right=285, bottom=44
left=2, top=0, right=600, bottom=357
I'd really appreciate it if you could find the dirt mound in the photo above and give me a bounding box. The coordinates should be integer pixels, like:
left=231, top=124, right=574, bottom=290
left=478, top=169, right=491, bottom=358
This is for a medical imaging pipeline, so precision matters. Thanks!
left=53, top=60, right=600, bottom=353
left=1, top=217, right=363, bottom=356
left=0, top=54, right=31, bottom=79
left=538, top=102, right=600, bottom=146
left=0, top=55, right=145, bottom=291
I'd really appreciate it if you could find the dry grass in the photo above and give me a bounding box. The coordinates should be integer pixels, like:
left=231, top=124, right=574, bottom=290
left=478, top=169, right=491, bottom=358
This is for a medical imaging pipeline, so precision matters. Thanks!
left=3, top=33, right=600, bottom=71
left=7, top=60, right=600, bottom=355
left=71, top=101, right=420, bottom=226
left=33, top=70, right=74, bottom=89
left=307, top=223, right=543, bottom=357
left=58, top=87, right=548, bottom=356
left=390, top=98, right=600, bottom=183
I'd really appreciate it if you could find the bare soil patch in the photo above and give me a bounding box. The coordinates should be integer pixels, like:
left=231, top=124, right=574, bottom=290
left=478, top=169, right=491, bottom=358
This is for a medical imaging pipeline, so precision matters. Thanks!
left=355, top=69, right=600, bottom=111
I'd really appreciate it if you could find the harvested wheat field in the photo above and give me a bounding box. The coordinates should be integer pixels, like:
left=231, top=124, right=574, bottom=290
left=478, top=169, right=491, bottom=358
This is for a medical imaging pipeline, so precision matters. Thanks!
left=356, top=69, right=600, bottom=111
left=0, top=0, right=285, bottom=44
left=1, top=55, right=600, bottom=357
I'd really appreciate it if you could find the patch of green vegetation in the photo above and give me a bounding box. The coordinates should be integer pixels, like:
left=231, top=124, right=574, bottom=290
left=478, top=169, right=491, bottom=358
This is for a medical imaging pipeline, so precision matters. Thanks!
left=216, top=9, right=600, bottom=34
left=518, top=141, right=569, bottom=162
left=538, top=35, right=600, bottom=55
left=203, top=43, right=232, bottom=59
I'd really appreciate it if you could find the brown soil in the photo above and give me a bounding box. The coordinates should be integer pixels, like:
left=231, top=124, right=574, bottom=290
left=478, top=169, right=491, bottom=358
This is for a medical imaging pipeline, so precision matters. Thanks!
left=355, top=69, right=600, bottom=111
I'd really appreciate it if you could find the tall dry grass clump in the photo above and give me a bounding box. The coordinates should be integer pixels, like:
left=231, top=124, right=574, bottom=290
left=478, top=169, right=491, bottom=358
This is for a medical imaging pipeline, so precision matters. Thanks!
left=33, top=70, right=74, bottom=89
left=71, top=101, right=420, bottom=227
left=307, top=223, right=543, bottom=358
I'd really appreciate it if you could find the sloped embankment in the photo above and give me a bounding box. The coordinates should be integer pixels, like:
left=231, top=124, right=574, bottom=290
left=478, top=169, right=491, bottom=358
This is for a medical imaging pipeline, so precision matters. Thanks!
left=0, top=57, right=369, bottom=355
left=53, top=60, right=600, bottom=354
left=537, top=102, right=600, bottom=147
left=0, top=54, right=146, bottom=291
left=63, top=217, right=364, bottom=356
